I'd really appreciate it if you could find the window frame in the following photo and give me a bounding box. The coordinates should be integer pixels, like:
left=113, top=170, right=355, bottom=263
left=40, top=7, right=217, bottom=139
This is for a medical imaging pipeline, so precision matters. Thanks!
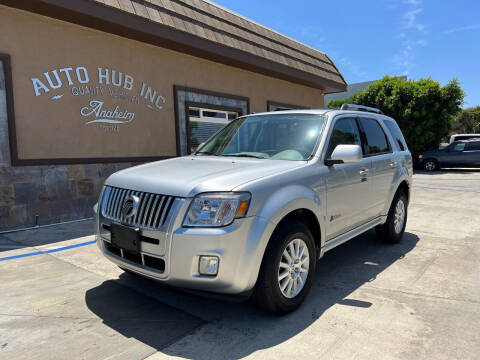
left=357, top=117, right=393, bottom=157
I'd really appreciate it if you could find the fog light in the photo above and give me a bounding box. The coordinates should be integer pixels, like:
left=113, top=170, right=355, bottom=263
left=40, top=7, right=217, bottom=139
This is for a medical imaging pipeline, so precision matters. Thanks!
left=199, top=256, right=219, bottom=275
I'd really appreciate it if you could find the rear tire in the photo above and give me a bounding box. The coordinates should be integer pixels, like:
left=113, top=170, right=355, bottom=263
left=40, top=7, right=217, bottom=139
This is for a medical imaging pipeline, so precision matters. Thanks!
left=376, top=191, right=408, bottom=244
left=253, top=221, right=316, bottom=315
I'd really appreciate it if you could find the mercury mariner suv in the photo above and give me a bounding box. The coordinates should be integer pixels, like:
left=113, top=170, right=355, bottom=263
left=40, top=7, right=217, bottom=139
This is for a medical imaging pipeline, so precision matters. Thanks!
left=94, top=104, right=412, bottom=314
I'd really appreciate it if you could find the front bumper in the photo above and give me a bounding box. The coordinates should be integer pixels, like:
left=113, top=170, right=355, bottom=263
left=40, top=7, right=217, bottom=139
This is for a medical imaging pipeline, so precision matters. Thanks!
left=96, top=197, right=273, bottom=294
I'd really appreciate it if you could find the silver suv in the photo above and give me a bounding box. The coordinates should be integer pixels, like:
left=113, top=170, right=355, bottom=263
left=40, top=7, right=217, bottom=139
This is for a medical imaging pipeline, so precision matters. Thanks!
left=94, top=104, right=412, bottom=314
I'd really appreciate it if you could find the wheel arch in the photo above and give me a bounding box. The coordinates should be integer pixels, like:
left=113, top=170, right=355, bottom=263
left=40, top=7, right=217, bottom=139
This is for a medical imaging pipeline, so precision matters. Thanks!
left=397, top=179, right=410, bottom=204
left=245, top=185, right=325, bottom=291
left=271, top=208, right=322, bottom=258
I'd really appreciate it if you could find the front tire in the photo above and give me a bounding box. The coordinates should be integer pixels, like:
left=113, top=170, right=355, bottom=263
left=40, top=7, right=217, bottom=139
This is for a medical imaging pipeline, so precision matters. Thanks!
left=423, top=159, right=438, bottom=171
left=376, top=191, right=408, bottom=244
left=253, top=221, right=316, bottom=315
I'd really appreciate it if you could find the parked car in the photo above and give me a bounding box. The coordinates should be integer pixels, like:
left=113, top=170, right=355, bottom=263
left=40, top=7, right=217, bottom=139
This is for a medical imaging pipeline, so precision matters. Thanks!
left=94, top=104, right=413, bottom=314
left=449, top=134, right=480, bottom=143
left=418, top=139, right=480, bottom=171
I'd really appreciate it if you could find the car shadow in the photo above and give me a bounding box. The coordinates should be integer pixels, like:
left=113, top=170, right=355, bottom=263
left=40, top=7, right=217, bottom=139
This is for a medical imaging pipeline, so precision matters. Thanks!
left=85, top=230, right=419, bottom=359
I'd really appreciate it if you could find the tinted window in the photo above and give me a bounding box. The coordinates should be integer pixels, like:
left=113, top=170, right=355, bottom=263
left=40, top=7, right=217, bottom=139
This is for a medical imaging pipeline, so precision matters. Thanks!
left=327, top=118, right=362, bottom=156
left=466, top=142, right=480, bottom=150
left=383, top=120, right=407, bottom=151
left=360, top=118, right=391, bottom=155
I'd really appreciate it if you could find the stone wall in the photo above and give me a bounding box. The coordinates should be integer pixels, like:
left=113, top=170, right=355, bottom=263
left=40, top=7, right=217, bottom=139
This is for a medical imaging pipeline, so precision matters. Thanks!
left=0, top=59, right=132, bottom=230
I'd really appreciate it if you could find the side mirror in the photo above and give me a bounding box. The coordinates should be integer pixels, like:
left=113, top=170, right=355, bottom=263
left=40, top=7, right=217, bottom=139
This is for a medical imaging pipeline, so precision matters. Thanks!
left=325, top=144, right=363, bottom=166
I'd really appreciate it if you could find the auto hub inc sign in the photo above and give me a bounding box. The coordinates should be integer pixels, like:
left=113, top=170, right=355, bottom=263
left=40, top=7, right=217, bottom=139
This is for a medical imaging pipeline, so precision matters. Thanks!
left=30, top=66, right=166, bottom=132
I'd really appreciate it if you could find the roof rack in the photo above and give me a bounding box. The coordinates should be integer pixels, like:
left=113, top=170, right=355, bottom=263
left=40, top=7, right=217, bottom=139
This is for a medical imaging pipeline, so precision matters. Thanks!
left=340, top=104, right=383, bottom=114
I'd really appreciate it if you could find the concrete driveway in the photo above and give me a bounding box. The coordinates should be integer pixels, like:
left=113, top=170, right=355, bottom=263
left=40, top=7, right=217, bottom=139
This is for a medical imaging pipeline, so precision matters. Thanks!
left=1, top=170, right=479, bottom=359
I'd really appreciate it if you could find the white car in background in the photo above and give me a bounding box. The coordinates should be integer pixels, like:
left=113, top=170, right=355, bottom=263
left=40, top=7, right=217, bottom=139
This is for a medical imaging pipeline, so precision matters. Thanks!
left=449, top=134, right=480, bottom=143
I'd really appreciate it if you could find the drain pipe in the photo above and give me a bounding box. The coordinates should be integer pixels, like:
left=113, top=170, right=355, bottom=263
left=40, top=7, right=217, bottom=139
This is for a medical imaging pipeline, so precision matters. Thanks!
left=0, top=217, right=93, bottom=235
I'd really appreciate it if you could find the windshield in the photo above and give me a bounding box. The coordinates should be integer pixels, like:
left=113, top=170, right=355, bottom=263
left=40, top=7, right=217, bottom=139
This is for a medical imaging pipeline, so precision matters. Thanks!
left=196, top=113, right=326, bottom=160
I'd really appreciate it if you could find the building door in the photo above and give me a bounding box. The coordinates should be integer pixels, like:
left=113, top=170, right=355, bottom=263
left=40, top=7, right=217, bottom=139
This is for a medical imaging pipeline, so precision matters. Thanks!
left=187, top=107, right=239, bottom=153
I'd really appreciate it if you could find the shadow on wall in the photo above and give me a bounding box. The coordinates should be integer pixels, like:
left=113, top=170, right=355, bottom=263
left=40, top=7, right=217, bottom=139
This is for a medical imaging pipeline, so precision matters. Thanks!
left=85, top=230, right=419, bottom=359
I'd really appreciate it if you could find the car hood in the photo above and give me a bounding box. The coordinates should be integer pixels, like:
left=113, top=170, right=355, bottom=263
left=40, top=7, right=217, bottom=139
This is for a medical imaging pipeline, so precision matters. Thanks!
left=105, top=156, right=304, bottom=197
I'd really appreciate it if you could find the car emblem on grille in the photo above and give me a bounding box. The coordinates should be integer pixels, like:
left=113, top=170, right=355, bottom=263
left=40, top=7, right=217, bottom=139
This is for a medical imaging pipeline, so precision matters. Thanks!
left=122, top=195, right=140, bottom=219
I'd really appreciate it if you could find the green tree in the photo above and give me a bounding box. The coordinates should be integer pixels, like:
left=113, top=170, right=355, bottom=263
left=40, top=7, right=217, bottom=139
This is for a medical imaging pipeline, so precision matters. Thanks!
left=327, top=76, right=464, bottom=156
left=327, top=98, right=350, bottom=109
left=455, top=106, right=480, bottom=133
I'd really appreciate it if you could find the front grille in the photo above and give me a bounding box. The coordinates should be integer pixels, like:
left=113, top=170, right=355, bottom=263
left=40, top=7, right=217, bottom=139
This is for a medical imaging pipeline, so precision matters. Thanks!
left=101, top=186, right=176, bottom=229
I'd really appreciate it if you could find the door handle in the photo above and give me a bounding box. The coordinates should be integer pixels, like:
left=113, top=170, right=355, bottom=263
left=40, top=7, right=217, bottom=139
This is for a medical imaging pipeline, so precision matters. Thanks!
left=389, top=161, right=398, bottom=168
left=359, top=169, right=369, bottom=175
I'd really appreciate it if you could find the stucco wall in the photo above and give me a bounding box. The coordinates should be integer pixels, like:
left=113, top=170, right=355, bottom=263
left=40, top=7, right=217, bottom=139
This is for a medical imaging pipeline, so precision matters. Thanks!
left=0, top=5, right=324, bottom=162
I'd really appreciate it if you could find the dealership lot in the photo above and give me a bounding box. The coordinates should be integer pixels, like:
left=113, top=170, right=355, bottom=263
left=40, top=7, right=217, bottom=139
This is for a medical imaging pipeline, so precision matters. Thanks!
left=1, top=170, right=479, bottom=360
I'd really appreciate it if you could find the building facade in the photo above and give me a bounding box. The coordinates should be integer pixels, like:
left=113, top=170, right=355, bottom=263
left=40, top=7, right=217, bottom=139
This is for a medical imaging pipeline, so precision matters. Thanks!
left=0, top=0, right=346, bottom=230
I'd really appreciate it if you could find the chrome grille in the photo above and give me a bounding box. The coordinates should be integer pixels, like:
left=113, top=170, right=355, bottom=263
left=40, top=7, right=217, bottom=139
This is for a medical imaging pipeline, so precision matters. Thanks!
left=101, top=186, right=175, bottom=229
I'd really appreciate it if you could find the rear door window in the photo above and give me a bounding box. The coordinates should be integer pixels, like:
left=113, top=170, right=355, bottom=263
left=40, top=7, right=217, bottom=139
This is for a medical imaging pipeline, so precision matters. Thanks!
left=359, top=118, right=391, bottom=156
left=383, top=120, right=407, bottom=151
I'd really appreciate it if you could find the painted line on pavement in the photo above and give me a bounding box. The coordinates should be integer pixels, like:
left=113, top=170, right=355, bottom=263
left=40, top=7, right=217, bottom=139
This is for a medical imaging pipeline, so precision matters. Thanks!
left=0, top=240, right=96, bottom=261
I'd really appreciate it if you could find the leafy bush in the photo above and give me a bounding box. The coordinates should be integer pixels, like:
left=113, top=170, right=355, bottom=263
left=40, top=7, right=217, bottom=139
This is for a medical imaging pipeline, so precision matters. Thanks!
left=455, top=106, right=480, bottom=133
left=327, top=76, right=464, bottom=155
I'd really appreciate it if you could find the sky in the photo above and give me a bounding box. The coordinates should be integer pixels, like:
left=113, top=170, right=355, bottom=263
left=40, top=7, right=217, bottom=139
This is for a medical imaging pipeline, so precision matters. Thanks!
left=213, top=0, right=480, bottom=108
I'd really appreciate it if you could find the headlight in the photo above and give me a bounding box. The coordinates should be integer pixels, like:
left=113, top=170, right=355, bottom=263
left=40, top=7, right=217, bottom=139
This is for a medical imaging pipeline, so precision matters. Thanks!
left=183, top=192, right=251, bottom=227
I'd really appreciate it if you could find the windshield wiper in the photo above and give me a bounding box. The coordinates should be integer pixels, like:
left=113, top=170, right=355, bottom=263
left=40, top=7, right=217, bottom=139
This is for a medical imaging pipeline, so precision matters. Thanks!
left=224, top=154, right=266, bottom=159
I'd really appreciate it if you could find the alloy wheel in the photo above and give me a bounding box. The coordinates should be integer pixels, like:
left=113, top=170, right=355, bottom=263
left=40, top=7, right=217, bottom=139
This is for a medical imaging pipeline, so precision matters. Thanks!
left=425, top=161, right=436, bottom=171
left=394, top=199, right=406, bottom=234
left=278, top=238, right=310, bottom=298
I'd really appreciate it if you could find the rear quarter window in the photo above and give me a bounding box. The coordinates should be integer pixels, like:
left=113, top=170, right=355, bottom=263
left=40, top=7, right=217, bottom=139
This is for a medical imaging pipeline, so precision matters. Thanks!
left=383, top=120, right=408, bottom=151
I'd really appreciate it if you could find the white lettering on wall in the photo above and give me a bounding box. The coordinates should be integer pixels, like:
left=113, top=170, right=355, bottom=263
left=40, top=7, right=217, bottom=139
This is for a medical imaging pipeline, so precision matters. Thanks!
left=59, top=67, right=74, bottom=85
left=139, top=82, right=165, bottom=110
left=31, top=78, right=50, bottom=96
left=29, top=65, right=166, bottom=132
left=76, top=67, right=89, bottom=84
left=80, top=100, right=135, bottom=124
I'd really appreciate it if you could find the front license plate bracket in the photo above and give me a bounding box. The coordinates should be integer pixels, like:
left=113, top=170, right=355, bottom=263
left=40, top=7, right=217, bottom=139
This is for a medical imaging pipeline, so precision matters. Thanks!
left=110, top=223, right=140, bottom=254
